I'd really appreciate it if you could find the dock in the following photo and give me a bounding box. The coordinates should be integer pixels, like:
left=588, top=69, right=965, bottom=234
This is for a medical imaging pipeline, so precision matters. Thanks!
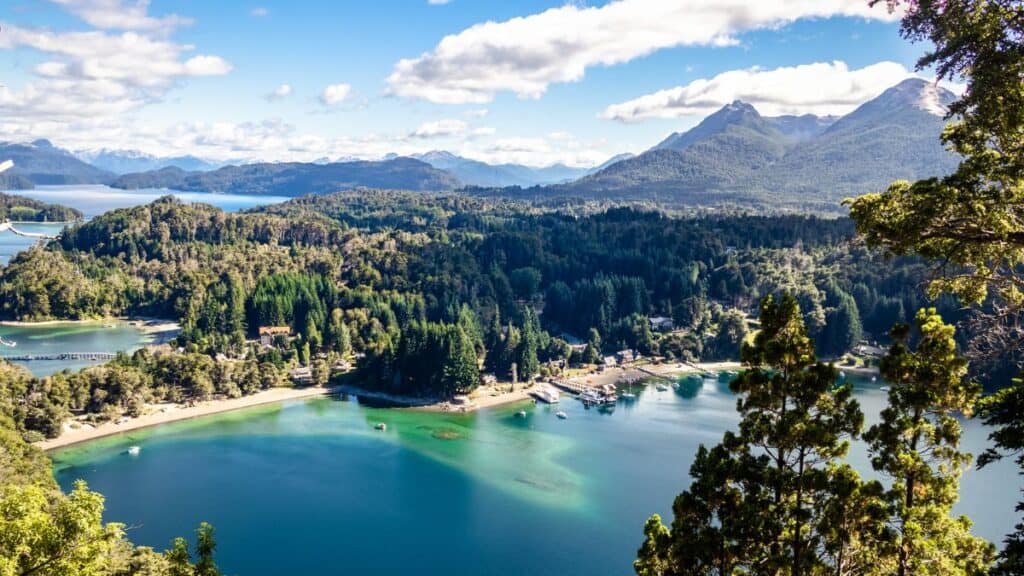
left=2, top=352, right=118, bottom=362
left=0, top=221, right=61, bottom=240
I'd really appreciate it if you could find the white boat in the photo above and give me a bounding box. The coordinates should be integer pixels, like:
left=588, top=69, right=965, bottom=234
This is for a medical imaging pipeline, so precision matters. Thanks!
left=879, top=386, right=891, bottom=392
left=532, top=387, right=560, bottom=404
left=555, top=411, right=568, bottom=419
left=871, top=376, right=878, bottom=382
left=127, top=446, right=141, bottom=456
left=620, top=391, right=636, bottom=400
left=579, top=388, right=604, bottom=405
left=515, top=410, right=527, bottom=418
left=656, top=383, right=669, bottom=392
left=0, top=337, right=16, bottom=348
left=374, top=423, right=387, bottom=431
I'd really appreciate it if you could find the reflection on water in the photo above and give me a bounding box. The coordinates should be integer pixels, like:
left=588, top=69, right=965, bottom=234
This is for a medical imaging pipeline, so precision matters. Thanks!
left=51, top=374, right=1020, bottom=576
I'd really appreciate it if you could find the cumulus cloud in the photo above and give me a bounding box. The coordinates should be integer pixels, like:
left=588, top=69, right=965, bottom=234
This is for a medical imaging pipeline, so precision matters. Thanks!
left=319, top=83, right=352, bottom=105
left=47, top=0, right=192, bottom=32
left=602, top=61, right=917, bottom=121
left=0, top=20, right=232, bottom=121
left=387, top=0, right=900, bottom=104
left=265, top=83, right=292, bottom=101
left=410, top=118, right=468, bottom=138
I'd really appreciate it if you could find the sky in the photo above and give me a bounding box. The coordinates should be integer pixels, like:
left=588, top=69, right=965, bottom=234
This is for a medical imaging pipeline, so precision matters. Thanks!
left=0, top=0, right=936, bottom=167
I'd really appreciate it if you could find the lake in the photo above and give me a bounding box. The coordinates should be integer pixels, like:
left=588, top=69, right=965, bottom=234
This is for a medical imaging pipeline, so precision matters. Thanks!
left=0, top=322, right=153, bottom=377
left=0, top=185, right=290, bottom=265
left=52, top=375, right=1019, bottom=576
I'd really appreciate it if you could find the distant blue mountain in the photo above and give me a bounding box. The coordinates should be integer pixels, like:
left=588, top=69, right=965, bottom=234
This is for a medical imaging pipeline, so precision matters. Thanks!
left=76, top=149, right=221, bottom=174
left=410, top=151, right=591, bottom=187
left=0, top=140, right=114, bottom=188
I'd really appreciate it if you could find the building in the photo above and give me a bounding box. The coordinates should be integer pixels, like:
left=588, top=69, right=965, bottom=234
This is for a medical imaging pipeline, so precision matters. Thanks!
left=616, top=349, right=636, bottom=364
left=649, top=316, right=674, bottom=332
left=289, top=366, right=313, bottom=385
left=259, top=326, right=292, bottom=348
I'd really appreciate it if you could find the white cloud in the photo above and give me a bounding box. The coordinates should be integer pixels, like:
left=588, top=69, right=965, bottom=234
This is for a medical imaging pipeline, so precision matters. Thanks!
left=464, top=108, right=489, bottom=118
left=410, top=118, right=468, bottom=138
left=428, top=0, right=451, bottom=4
left=387, top=0, right=900, bottom=104
left=265, top=83, right=292, bottom=101
left=251, top=7, right=269, bottom=17
left=47, top=0, right=192, bottom=32
left=0, top=21, right=232, bottom=121
left=602, top=61, right=917, bottom=121
left=319, top=83, right=352, bottom=105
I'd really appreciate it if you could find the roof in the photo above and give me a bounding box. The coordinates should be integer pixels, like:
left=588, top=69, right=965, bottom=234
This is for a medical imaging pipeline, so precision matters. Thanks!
left=259, top=326, right=292, bottom=336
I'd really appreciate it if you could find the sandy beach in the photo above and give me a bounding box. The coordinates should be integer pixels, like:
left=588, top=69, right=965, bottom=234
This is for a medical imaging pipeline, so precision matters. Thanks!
left=36, top=386, right=329, bottom=451
left=33, top=359, right=752, bottom=451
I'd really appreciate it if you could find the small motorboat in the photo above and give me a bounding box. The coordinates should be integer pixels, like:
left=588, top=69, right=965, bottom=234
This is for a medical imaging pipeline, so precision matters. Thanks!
left=127, top=446, right=141, bottom=456
left=374, top=423, right=387, bottom=431
left=656, top=383, right=669, bottom=392
left=871, top=376, right=878, bottom=382
left=555, top=411, right=568, bottom=419
left=620, top=391, right=636, bottom=400
left=515, top=410, right=527, bottom=418
left=879, top=386, right=891, bottom=392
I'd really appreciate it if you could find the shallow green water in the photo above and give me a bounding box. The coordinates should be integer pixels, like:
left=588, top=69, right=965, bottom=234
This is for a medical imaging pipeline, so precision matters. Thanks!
left=0, top=322, right=151, bottom=377
left=52, top=375, right=1019, bottom=576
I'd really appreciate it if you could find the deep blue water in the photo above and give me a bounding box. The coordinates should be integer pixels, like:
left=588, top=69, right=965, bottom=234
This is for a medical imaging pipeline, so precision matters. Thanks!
left=53, top=376, right=1019, bottom=576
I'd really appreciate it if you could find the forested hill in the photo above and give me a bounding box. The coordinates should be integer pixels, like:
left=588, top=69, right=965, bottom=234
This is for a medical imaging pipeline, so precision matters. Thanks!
left=0, top=192, right=82, bottom=222
left=536, top=79, right=959, bottom=210
left=110, top=157, right=463, bottom=196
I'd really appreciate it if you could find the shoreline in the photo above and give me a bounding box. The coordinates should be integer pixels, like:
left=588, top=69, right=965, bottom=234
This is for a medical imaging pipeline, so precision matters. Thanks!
left=36, top=386, right=330, bottom=452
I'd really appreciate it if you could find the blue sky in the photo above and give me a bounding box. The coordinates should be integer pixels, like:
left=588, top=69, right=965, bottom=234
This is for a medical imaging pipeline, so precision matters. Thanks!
left=0, top=1, right=932, bottom=166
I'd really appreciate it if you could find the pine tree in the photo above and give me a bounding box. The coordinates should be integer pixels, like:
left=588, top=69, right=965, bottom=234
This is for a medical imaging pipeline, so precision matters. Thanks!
left=979, top=373, right=1024, bottom=576
left=864, top=309, right=995, bottom=576
left=640, top=294, right=873, bottom=575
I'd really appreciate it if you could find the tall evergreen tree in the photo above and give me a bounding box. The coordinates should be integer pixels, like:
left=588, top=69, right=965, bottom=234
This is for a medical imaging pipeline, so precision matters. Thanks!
left=637, top=294, right=873, bottom=576
left=865, top=309, right=995, bottom=576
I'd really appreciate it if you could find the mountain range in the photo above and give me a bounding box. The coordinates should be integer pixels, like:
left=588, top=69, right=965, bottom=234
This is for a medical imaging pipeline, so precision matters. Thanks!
left=76, top=149, right=221, bottom=175
left=1, top=78, right=959, bottom=209
left=408, top=151, right=594, bottom=188
left=547, top=78, right=958, bottom=209
left=110, top=157, right=462, bottom=196
left=0, top=140, right=114, bottom=189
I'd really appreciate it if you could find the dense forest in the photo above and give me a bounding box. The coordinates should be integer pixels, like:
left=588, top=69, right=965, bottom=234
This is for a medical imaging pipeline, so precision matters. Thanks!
left=0, top=191, right=972, bottom=439
left=0, top=192, right=83, bottom=222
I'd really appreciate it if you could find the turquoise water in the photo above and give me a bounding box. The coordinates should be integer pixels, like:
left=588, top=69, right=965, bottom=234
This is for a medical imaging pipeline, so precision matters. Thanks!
left=52, top=376, right=1019, bottom=576
left=0, top=222, right=66, bottom=266
left=0, top=322, right=152, bottom=377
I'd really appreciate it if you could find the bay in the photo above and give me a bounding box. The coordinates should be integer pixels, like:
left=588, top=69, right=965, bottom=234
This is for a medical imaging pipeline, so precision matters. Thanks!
left=0, top=322, right=153, bottom=377
left=52, top=375, right=1019, bottom=576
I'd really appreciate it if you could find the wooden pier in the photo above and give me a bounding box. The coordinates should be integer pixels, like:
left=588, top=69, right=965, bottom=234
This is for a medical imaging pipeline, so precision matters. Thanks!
left=2, top=352, right=118, bottom=362
left=548, top=378, right=588, bottom=395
